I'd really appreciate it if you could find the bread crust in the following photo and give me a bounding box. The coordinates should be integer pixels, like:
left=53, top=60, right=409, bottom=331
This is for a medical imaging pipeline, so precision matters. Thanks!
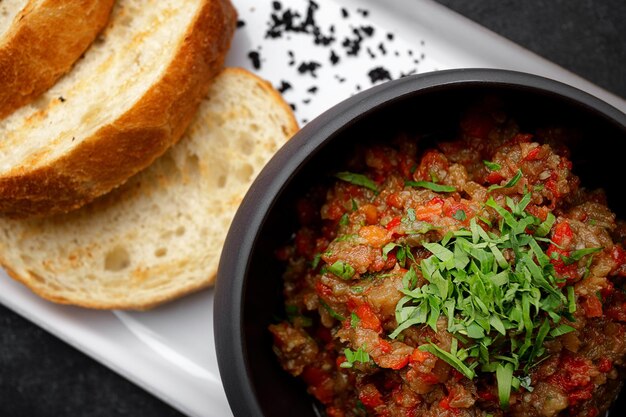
left=0, top=68, right=299, bottom=310
left=0, top=0, right=115, bottom=119
left=0, top=0, right=237, bottom=218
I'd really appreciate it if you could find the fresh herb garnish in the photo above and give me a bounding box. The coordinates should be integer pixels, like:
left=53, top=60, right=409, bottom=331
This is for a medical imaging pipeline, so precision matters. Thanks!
left=340, top=346, right=371, bottom=368
left=319, top=299, right=345, bottom=321
left=483, top=160, right=502, bottom=171
left=405, top=180, right=456, bottom=193
left=453, top=209, right=467, bottom=221
left=336, top=172, right=379, bottom=193
left=561, top=247, right=603, bottom=265
left=488, top=169, right=523, bottom=191
left=391, top=193, right=580, bottom=408
left=328, top=260, right=356, bottom=280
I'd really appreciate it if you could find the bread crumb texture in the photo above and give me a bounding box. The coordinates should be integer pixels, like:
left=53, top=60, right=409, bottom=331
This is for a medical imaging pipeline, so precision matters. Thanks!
left=0, top=0, right=236, bottom=217
left=0, top=68, right=298, bottom=310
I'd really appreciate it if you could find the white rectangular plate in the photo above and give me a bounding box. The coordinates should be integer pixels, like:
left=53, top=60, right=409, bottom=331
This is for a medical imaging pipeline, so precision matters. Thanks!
left=1, top=1, right=623, bottom=417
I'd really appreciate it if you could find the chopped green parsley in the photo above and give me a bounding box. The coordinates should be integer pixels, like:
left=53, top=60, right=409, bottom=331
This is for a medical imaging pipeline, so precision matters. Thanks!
left=391, top=193, right=581, bottom=409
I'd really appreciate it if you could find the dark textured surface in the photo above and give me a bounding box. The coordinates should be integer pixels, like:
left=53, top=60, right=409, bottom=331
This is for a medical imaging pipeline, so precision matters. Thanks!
left=435, top=0, right=626, bottom=99
left=0, top=1, right=623, bottom=416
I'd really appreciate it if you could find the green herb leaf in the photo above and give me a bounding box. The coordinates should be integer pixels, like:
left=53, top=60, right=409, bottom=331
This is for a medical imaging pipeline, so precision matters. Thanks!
left=341, top=346, right=370, bottom=368
left=496, top=362, right=514, bottom=409
left=484, top=160, right=502, bottom=171
left=550, top=324, right=576, bottom=337
left=489, top=169, right=523, bottom=191
left=405, top=180, right=456, bottom=193
left=319, top=299, right=345, bottom=321
left=328, top=260, right=356, bottom=280
left=453, top=209, right=467, bottom=221
left=336, top=171, right=379, bottom=193
left=392, top=191, right=577, bottom=409
left=419, top=343, right=475, bottom=379
left=561, top=247, right=603, bottom=265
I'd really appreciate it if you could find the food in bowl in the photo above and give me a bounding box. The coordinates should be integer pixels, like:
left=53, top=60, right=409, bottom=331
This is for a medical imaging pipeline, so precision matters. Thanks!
left=269, top=100, right=626, bottom=417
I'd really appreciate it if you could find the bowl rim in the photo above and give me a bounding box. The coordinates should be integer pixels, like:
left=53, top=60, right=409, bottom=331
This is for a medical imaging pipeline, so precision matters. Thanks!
left=214, top=68, right=626, bottom=417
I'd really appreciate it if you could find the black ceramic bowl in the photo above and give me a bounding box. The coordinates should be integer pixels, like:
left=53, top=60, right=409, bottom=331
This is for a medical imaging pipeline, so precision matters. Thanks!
left=214, top=69, right=626, bottom=417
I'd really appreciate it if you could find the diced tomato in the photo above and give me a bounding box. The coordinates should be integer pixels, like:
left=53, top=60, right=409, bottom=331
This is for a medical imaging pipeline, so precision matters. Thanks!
left=336, top=355, right=347, bottom=368
left=323, top=201, right=346, bottom=221
left=552, top=222, right=574, bottom=246
left=547, top=222, right=579, bottom=282
left=568, top=383, right=594, bottom=405
left=359, top=204, right=379, bottom=225
left=410, top=348, right=433, bottom=364
left=525, top=204, right=549, bottom=222
left=359, top=384, right=385, bottom=408
left=387, top=355, right=411, bottom=370
left=414, top=150, right=449, bottom=182
left=386, top=216, right=402, bottom=231
left=610, top=245, right=626, bottom=276
left=386, top=193, right=404, bottom=209
left=439, top=392, right=461, bottom=415
left=359, top=225, right=391, bottom=248
left=376, top=338, right=393, bottom=354
left=302, top=366, right=334, bottom=404
left=581, top=295, right=603, bottom=318
left=443, top=200, right=469, bottom=221
left=485, top=171, right=505, bottom=184
left=414, top=198, right=444, bottom=221
left=315, top=281, right=334, bottom=299
left=549, top=352, right=592, bottom=394
left=545, top=172, right=562, bottom=199
left=355, top=304, right=382, bottom=333
left=598, top=357, right=612, bottom=373
left=523, top=147, right=541, bottom=161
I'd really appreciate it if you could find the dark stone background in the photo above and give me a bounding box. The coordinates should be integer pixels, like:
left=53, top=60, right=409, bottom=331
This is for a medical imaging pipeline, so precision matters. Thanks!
left=0, top=1, right=623, bottom=416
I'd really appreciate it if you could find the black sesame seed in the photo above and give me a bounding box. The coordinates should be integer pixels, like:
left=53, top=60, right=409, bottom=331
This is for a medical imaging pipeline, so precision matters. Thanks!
left=58, top=96, right=66, bottom=102
left=329, top=50, right=340, bottom=65
left=378, top=43, right=387, bottom=55
left=361, top=25, right=374, bottom=36
left=236, top=20, right=246, bottom=28
left=248, top=51, right=262, bottom=70
left=303, top=98, right=311, bottom=104
left=307, top=86, right=318, bottom=94
left=277, top=80, right=293, bottom=93
left=341, top=8, right=348, bottom=18
left=387, top=33, right=394, bottom=41
left=272, top=1, right=281, bottom=11
left=297, top=61, right=322, bottom=78
left=357, top=8, right=369, bottom=17
left=368, top=66, right=392, bottom=84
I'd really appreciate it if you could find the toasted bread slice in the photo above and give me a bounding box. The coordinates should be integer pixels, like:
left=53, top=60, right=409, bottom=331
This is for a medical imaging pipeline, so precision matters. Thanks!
left=0, top=68, right=299, bottom=310
left=0, top=0, right=237, bottom=218
left=0, top=0, right=115, bottom=119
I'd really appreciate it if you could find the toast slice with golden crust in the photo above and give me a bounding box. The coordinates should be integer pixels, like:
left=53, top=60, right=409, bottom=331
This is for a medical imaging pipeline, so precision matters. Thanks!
left=0, top=68, right=299, bottom=310
left=0, top=0, right=237, bottom=218
left=0, top=0, right=115, bottom=119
